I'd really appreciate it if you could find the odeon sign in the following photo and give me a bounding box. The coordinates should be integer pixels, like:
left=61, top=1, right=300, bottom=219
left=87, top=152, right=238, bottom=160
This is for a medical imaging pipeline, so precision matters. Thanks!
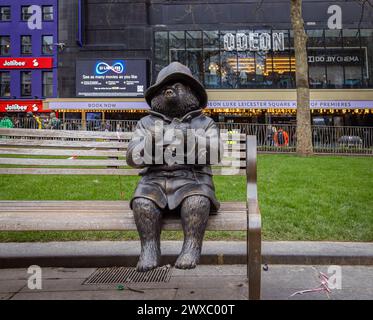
left=223, top=32, right=285, bottom=52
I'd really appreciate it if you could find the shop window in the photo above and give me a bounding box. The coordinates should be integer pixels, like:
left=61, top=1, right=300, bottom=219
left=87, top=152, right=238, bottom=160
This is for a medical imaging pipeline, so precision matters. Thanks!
left=237, top=51, right=255, bottom=88
left=154, top=32, right=169, bottom=82
left=234, top=29, right=258, bottom=88
left=220, top=31, right=238, bottom=88
left=282, top=31, right=295, bottom=88
left=21, top=35, right=32, bottom=55
left=326, top=64, right=344, bottom=88
left=42, top=35, right=53, bottom=55
left=64, top=113, right=81, bottom=130
left=325, top=29, right=342, bottom=47
left=325, top=30, right=343, bottom=88
left=269, top=51, right=294, bottom=88
left=0, top=72, right=10, bottom=97
left=342, top=29, right=363, bottom=88
left=307, top=30, right=327, bottom=88
left=65, top=112, right=81, bottom=120
left=358, top=29, right=373, bottom=88
left=169, top=31, right=186, bottom=65
left=307, top=29, right=324, bottom=47
left=262, top=31, right=292, bottom=89
left=154, top=28, right=373, bottom=90
left=42, top=6, right=53, bottom=21
left=220, top=51, right=238, bottom=88
left=42, top=71, right=53, bottom=97
left=203, top=31, right=220, bottom=88
left=0, top=36, right=10, bottom=56
left=186, top=31, right=203, bottom=83
left=309, top=65, right=327, bottom=88
left=0, top=6, right=11, bottom=21
left=252, top=51, right=267, bottom=88
left=21, top=71, right=32, bottom=96
left=21, top=6, right=32, bottom=21
left=86, top=112, right=102, bottom=131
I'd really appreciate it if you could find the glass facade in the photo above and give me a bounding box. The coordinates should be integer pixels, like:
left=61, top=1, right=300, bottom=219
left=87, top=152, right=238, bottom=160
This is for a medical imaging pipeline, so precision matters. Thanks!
left=154, top=29, right=373, bottom=89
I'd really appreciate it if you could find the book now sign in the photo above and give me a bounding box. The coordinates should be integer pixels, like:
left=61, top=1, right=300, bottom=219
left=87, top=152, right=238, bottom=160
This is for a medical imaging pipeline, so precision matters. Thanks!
left=0, top=57, right=53, bottom=69
left=47, top=100, right=373, bottom=111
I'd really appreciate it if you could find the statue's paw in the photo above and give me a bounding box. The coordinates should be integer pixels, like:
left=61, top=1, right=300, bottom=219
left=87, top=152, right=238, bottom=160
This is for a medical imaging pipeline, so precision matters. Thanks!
left=136, top=256, right=159, bottom=272
left=175, top=249, right=199, bottom=269
left=136, top=244, right=160, bottom=272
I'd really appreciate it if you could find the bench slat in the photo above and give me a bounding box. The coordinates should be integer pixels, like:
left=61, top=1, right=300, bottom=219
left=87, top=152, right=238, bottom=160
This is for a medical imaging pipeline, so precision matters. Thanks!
left=0, top=210, right=247, bottom=231
left=0, top=200, right=246, bottom=211
left=0, top=139, right=246, bottom=150
left=0, top=148, right=245, bottom=159
left=0, top=157, right=245, bottom=168
left=0, top=148, right=124, bottom=157
left=0, top=168, right=246, bottom=175
left=0, top=168, right=140, bottom=175
left=0, top=139, right=128, bottom=149
left=0, top=158, right=127, bottom=167
left=0, top=128, right=248, bottom=141
left=0, top=128, right=132, bottom=140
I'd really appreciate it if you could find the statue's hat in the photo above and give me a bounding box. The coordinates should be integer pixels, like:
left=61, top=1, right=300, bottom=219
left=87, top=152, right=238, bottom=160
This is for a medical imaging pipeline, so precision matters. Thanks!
left=145, top=62, right=208, bottom=108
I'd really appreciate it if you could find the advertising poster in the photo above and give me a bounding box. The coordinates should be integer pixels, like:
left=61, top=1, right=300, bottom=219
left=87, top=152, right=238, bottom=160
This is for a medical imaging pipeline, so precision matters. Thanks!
left=76, top=59, right=147, bottom=97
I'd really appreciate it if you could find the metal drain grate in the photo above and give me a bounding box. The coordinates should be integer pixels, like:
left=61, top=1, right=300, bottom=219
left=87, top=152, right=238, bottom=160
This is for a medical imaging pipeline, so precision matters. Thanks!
left=83, top=266, right=172, bottom=284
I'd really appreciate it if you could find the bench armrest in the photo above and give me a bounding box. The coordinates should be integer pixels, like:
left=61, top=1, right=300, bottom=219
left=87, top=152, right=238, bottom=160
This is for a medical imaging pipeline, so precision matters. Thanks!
left=246, top=135, right=261, bottom=300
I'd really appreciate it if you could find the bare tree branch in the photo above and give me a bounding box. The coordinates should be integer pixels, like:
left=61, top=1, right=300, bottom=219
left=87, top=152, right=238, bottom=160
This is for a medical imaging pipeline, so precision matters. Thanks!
left=353, top=0, right=373, bottom=28
left=255, top=0, right=265, bottom=14
left=358, top=0, right=367, bottom=29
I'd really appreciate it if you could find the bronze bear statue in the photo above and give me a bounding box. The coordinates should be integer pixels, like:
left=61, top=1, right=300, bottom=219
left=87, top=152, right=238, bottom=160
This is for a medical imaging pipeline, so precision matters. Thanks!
left=127, top=62, right=222, bottom=271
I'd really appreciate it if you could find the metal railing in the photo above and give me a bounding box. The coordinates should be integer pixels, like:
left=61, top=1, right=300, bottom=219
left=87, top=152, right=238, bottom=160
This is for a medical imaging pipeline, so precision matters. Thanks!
left=9, top=118, right=139, bottom=132
left=217, top=122, right=373, bottom=155
left=5, top=118, right=373, bottom=155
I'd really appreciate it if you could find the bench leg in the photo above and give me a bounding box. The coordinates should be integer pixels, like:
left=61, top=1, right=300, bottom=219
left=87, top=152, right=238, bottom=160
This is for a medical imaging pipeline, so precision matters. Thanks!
left=247, top=210, right=261, bottom=300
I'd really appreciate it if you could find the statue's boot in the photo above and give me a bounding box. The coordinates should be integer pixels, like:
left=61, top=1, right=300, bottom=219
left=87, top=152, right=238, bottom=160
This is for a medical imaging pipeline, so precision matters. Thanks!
left=132, top=198, right=162, bottom=272
left=175, top=195, right=210, bottom=269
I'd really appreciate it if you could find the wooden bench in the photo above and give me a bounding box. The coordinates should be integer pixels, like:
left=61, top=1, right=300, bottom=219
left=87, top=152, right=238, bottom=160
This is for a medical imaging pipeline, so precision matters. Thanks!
left=0, top=128, right=262, bottom=300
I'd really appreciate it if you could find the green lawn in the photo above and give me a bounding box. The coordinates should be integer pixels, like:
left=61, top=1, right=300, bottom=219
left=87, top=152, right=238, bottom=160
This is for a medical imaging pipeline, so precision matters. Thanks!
left=0, top=154, right=372, bottom=242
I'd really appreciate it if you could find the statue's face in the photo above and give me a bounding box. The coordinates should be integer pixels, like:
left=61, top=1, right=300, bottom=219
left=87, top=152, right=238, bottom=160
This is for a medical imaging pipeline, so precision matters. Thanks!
left=151, top=81, right=200, bottom=118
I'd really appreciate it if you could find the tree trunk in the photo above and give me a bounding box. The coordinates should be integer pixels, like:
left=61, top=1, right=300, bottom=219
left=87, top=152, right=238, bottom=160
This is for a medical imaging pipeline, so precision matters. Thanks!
left=290, top=0, right=313, bottom=156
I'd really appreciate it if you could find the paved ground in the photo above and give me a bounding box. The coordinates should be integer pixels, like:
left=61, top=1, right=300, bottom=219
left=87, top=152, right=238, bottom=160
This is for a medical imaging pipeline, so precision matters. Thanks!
left=0, top=265, right=372, bottom=300
left=1, top=241, right=373, bottom=268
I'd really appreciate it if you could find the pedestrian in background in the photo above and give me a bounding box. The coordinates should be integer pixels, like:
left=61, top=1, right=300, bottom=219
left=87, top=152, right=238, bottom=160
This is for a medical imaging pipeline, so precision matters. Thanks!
left=26, top=112, right=37, bottom=129
left=49, top=112, right=61, bottom=130
left=0, top=113, right=14, bottom=128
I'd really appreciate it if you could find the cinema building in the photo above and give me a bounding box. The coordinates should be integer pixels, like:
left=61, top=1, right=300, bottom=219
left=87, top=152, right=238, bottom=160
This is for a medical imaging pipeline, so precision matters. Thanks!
left=48, top=0, right=373, bottom=127
left=0, top=1, right=57, bottom=118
